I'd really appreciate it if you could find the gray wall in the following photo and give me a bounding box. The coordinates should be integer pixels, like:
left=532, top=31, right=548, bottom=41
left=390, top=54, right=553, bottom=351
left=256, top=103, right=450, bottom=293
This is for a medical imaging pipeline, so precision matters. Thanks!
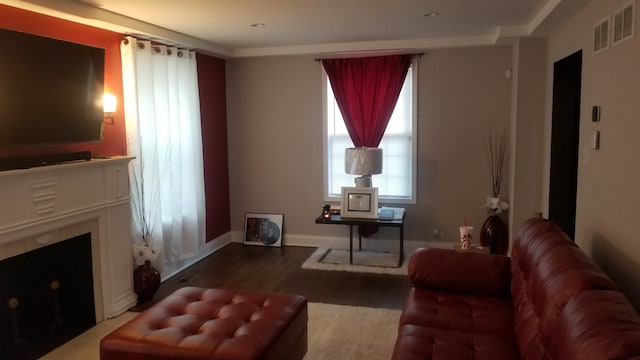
left=543, top=0, right=640, bottom=310
left=224, top=0, right=640, bottom=312
left=226, top=47, right=513, bottom=251
left=509, top=38, right=548, bottom=239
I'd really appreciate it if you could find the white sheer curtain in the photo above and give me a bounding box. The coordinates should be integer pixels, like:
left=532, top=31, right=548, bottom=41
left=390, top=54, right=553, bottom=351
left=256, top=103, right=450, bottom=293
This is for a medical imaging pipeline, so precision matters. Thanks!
left=121, top=36, right=205, bottom=270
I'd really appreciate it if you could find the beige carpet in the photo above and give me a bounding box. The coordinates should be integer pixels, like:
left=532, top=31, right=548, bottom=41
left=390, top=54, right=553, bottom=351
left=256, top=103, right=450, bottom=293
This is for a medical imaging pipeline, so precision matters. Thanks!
left=305, top=302, right=401, bottom=360
left=301, top=247, right=408, bottom=275
left=41, top=302, right=401, bottom=360
left=40, top=312, right=138, bottom=359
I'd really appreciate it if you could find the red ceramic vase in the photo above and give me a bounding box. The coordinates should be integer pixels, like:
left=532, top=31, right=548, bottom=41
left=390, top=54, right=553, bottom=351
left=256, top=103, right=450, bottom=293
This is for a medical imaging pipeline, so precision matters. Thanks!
left=133, top=260, right=160, bottom=303
left=479, top=214, right=509, bottom=255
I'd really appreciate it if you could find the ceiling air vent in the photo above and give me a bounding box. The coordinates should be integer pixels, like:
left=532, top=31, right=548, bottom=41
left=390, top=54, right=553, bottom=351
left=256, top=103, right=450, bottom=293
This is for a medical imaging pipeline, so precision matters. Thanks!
left=613, top=0, right=635, bottom=46
left=594, top=17, right=610, bottom=53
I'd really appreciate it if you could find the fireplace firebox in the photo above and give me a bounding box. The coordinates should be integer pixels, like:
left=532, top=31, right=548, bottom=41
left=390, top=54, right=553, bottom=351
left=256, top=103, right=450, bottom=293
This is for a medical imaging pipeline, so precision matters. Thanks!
left=0, top=233, right=95, bottom=359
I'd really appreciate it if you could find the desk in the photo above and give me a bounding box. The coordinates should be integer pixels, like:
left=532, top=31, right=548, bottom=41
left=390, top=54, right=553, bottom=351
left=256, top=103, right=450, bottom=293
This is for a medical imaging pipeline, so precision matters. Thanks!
left=315, top=210, right=406, bottom=267
left=453, top=244, right=491, bottom=254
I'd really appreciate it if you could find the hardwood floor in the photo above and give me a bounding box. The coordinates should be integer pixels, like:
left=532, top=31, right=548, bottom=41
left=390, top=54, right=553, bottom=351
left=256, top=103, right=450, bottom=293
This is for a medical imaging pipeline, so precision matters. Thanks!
left=132, top=243, right=412, bottom=311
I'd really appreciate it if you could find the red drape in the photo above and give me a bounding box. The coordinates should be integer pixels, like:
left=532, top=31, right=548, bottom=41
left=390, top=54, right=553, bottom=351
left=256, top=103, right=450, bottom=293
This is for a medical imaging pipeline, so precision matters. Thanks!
left=322, top=54, right=413, bottom=147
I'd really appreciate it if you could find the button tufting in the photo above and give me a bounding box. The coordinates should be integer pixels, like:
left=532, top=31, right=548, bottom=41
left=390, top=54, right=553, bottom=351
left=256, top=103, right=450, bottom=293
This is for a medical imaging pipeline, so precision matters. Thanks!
left=101, top=287, right=307, bottom=360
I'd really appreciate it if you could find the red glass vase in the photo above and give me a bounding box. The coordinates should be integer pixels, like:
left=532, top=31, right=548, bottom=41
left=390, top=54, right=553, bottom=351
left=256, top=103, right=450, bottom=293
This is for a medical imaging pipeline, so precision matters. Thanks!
left=133, top=260, right=160, bottom=303
left=480, top=214, right=508, bottom=255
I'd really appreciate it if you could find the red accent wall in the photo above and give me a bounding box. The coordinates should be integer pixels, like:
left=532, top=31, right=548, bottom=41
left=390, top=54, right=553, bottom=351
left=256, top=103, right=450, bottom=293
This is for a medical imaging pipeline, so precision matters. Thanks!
left=0, top=4, right=126, bottom=157
left=0, top=4, right=231, bottom=241
left=197, top=54, right=231, bottom=241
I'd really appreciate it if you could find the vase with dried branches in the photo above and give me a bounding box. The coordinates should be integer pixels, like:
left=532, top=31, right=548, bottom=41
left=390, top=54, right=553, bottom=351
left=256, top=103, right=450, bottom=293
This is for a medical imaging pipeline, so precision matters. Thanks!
left=480, top=127, right=509, bottom=255
left=130, top=167, right=158, bottom=266
left=483, top=128, right=509, bottom=214
left=129, top=165, right=160, bottom=303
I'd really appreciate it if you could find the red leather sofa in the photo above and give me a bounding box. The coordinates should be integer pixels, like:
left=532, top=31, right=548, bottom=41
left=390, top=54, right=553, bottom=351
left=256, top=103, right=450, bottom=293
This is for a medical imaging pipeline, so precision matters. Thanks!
left=392, top=217, right=640, bottom=359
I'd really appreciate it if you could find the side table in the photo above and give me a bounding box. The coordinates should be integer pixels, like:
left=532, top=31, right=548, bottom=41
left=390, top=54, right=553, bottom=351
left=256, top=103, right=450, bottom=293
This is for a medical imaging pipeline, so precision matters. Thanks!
left=314, top=209, right=406, bottom=267
left=453, top=244, right=491, bottom=254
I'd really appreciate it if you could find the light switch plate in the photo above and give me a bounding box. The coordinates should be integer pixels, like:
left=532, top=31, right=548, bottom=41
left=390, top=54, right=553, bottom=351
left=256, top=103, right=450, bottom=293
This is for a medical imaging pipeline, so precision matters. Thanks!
left=592, top=130, right=600, bottom=150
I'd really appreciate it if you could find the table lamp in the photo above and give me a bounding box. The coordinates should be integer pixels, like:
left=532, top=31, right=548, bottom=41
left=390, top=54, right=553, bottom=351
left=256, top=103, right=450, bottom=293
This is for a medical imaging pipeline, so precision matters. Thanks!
left=345, top=147, right=383, bottom=187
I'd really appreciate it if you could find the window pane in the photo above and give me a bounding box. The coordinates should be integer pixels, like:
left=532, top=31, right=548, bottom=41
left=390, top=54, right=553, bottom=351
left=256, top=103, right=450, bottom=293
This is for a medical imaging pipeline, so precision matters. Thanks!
left=325, top=64, right=415, bottom=202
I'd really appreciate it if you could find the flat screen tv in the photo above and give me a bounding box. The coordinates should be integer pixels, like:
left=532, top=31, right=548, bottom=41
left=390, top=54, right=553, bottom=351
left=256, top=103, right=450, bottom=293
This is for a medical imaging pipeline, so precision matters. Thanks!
left=0, top=28, right=105, bottom=147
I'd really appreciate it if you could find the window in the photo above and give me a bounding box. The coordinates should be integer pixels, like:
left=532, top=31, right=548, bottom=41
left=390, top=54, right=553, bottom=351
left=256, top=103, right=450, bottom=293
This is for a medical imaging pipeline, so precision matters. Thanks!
left=593, top=17, right=610, bottom=53
left=612, top=1, right=635, bottom=46
left=323, top=59, right=417, bottom=204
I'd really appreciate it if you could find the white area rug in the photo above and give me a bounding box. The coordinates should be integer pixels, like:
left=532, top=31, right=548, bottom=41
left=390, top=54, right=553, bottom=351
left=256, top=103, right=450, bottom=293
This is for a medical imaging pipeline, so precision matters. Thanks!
left=301, top=248, right=407, bottom=275
left=304, top=302, right=401, bottom=360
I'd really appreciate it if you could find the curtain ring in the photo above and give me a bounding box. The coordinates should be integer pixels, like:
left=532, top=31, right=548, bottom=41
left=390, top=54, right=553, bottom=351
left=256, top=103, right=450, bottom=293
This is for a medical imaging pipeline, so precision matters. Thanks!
left=122, top=38, right=129, bottom=45
left=153, top=46, right=161, bottom=53
left=177, top=51, right=183, bottom=58
left=167, top=49, right=172, bottom=56
left=137, top=42, right=145, bottom=50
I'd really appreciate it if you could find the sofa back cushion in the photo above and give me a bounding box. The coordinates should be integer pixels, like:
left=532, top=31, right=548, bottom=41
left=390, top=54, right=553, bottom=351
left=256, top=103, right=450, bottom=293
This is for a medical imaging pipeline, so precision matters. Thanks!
left=549, top=290, right=640, bottom=359
left=510, top=218, right=618, bottom=360
left=408, top=247, right=511, bottom=298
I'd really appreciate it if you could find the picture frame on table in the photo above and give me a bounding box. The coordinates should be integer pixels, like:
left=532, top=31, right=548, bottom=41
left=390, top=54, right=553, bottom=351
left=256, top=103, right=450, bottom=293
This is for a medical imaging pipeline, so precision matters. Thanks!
left=340, top=187, right=379, bottom=219
left=243, top=212, right=284, bottom=247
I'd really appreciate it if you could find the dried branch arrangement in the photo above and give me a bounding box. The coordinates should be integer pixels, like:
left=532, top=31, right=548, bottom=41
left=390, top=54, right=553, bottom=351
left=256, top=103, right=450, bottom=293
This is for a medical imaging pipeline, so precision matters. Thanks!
left=485, top=128, right=508, bottom=197
left=130, top=164, right=160, bottom=265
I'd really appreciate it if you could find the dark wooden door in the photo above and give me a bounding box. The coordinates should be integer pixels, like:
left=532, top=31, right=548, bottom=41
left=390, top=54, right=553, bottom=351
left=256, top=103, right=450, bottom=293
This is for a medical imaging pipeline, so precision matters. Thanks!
left=549, top=50, right=582, bottom=240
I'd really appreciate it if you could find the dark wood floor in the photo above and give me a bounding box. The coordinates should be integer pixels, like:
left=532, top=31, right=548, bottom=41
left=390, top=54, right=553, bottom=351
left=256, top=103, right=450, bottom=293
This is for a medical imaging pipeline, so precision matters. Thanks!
left=132, top=243, right=412, bottom=311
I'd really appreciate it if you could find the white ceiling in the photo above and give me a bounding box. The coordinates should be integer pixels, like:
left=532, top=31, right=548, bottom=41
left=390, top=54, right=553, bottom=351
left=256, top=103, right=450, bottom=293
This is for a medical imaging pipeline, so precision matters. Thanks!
left=3, top=0, right=592, bottom=57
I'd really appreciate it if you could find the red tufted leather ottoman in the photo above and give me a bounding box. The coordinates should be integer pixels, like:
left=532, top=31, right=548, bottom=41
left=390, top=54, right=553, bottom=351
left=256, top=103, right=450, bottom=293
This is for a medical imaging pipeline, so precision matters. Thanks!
left=100, top=287, right=308, bottom=360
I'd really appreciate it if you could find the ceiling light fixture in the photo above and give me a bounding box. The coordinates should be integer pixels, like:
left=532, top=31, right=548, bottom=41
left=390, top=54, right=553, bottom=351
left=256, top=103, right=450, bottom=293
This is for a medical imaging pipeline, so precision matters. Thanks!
left=250, top=23, right=266, bottom=28
left=422, top=11, right=440, bottom=17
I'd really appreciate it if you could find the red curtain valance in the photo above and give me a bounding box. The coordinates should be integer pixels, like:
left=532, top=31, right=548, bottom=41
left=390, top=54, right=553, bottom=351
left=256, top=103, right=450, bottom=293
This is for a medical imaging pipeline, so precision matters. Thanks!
left=322, top=54, right=412, bottom=147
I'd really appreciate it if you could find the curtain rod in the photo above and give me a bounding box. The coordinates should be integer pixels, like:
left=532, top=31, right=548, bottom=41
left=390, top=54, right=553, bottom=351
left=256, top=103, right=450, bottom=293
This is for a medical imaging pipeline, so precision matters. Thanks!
left=122, top=35, right=194, bottom=52
left=315, top=52, right=424, bottom=62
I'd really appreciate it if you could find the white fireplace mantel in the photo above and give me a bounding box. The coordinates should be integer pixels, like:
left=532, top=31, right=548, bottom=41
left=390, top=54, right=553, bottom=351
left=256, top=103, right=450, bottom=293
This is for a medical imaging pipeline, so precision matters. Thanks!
left=0, top=156, right=137, bottom=321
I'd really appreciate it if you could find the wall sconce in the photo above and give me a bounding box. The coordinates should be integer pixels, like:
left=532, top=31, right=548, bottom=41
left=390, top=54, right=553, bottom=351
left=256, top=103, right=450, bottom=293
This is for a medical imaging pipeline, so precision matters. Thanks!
left=103, top=94, right=117, bottom=125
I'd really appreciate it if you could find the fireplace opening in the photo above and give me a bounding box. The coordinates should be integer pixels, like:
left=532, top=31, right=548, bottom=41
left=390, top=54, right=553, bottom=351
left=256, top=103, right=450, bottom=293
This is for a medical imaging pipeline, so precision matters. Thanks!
left=0, top=233, right=95, bottom=359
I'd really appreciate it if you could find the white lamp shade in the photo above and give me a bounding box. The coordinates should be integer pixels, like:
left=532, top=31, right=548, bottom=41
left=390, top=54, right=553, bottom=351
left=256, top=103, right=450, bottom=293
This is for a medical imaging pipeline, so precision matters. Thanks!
left=345, top=147, right=383, bottom=175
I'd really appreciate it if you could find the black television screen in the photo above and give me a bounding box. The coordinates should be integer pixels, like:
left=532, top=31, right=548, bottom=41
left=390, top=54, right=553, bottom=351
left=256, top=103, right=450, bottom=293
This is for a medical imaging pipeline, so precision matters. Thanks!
left=0, top=28, right=105, bottom=146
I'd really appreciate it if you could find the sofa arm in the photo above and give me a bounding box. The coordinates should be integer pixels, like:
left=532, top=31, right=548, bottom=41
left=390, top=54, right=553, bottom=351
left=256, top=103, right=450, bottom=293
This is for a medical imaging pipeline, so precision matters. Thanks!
left=408, top=247, right=511, bottom=298
left=548, top=290, right=640, bottom=359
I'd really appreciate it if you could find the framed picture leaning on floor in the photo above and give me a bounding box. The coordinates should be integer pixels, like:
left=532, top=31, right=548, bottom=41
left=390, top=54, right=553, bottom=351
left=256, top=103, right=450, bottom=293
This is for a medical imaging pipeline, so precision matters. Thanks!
left=243, top=212, right=284, bottom=247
